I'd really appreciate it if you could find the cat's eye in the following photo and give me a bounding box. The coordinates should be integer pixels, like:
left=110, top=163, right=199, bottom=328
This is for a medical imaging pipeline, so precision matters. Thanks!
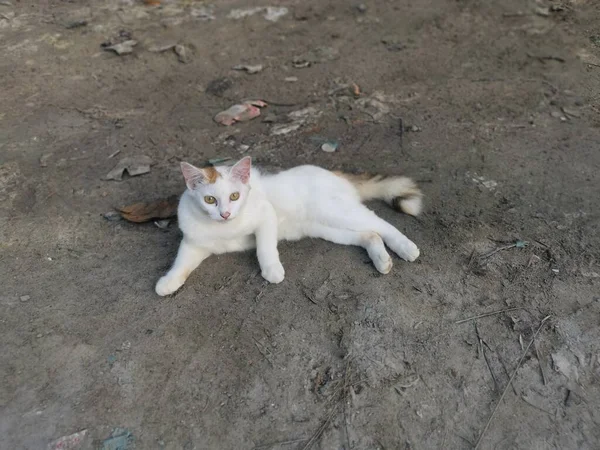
left=230, top=192, right=240, bottom=201
left=204, top=196, right=216, bottom=204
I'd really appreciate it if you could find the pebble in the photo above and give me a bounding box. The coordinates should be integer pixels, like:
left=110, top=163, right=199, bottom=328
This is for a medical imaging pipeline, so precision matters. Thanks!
left=284, top=76, right=298, bottom=82
left=321, top=142, right=338, bottom=153
left=20, top=295, right=31, bottom=302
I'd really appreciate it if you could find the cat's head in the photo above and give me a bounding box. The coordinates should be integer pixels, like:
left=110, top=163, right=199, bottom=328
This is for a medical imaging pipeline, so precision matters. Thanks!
left=180, top=156, right=251, bottom=222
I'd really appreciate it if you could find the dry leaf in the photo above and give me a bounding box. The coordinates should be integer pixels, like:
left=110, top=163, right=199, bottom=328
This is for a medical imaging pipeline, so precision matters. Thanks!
left=104, top=156, right=153, bottom=181
left=214, top=100, right=267, bottom=126
left=118, top=195, right=178, bottom=223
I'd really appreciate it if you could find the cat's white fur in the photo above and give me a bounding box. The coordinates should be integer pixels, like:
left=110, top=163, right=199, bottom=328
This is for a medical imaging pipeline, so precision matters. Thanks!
left=156, top=157, right=421, bottom=296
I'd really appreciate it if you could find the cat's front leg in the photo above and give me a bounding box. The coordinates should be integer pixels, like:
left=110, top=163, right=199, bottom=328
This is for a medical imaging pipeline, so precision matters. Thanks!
left=156, top=238, right=210, bottom=296
left=255, top=205, right=284, bottom=284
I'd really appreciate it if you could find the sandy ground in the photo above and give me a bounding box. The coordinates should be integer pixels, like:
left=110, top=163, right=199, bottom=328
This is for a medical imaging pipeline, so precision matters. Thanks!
left=1, top=1, right=600, bottom=449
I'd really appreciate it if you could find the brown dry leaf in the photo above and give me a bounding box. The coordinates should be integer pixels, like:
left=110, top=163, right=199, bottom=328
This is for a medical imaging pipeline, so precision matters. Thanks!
left=143, top=0, right=161, bottom=5
left=118, top=195, right=179, bottom=223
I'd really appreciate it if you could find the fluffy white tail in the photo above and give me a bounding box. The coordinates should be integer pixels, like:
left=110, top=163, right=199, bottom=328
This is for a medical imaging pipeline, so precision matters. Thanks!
left=335, top=172, right=423, bottom=216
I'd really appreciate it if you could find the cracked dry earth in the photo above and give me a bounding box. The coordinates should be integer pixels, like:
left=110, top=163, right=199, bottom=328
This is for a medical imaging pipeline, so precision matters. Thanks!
left=1, top=0, right=599, bottom=449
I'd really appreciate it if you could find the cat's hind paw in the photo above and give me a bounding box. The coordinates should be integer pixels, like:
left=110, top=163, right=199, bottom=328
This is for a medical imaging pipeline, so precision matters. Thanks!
left=156, top=275, right=184, bottom=296
left=389, top=238, right=420, bottom=262
left=261, top=262, right=285, bottom=284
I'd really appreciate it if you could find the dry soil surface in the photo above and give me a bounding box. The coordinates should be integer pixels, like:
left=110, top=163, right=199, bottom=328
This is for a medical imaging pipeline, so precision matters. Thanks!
left=1, top=1, right=600, bottom=449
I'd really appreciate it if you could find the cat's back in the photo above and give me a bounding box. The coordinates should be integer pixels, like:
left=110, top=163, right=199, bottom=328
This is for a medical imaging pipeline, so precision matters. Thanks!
left=261, top=164, right=358, bottom=218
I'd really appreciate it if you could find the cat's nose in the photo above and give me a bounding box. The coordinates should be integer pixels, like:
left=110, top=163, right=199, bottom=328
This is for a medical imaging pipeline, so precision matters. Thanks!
left=220, top=211, right=231, bottom=220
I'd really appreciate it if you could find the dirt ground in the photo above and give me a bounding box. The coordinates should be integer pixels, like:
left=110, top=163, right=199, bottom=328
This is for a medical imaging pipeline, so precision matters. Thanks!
left=1, top=0, right=600, bottom=449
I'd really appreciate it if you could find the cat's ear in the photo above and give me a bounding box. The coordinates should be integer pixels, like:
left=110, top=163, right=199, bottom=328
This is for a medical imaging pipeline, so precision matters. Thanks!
left=230, top=156, right=251, bottom=184
left=180, top=162, right=207, bottom=190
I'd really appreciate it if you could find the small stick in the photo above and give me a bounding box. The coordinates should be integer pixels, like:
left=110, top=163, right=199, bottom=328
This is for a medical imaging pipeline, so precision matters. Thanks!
left=496, top=352, right=518, bottom=396
left=108, top=149, right=121, bottom=158
left=475, top=324, right=499, bottom=391
left=521, top=396, right=553, bottom=416
left=455, top=307, right=521, bottom=324
left=473, top=316, right=551, bottom=450
left=533, top=338, right=548, bottom=385
left=253, top=338, right=273, bottom=367
left=301, top=404, right=340, bottom=450
left=253, top=438, right=308, bottom=450
left=303, top=289, right=318, bottom=305
left=480, top=244, right=516, bottom=259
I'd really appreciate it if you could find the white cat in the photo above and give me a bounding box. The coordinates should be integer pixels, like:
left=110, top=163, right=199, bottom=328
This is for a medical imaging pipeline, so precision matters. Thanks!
left=155, top=157, right=422, bottom=296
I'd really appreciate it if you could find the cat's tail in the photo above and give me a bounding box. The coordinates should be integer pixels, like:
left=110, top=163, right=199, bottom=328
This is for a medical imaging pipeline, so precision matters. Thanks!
left=335, top=172, right=423, bottom=216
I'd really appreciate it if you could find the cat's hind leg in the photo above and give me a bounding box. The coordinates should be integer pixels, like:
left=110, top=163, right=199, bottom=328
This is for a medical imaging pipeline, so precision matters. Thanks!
left=305, top=223, right=393, bottom=274
left=156, top=239, right=211, bottom=296
left=319, top=203, right=420, bottom=262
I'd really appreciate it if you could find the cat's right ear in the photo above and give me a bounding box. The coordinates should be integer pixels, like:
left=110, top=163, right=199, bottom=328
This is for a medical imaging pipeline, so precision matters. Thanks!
left=180, top=162, right=205, bottom=190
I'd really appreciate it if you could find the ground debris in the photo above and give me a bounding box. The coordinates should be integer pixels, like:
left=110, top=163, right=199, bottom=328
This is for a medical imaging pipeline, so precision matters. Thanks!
left=104, top=156, right=153, bottom=181
left=117, top=195, right=179, bottom=223
left=214, top=100, right=267, bottom=126
left=103, top=40, right=137, bottom=55
left=293, top=46, right=339, bottom=68
left=100, top=428, right=133, bottom=450
left=39, top=153, right=53, bottom=167
left=381, top=35, right=406, bottom=51
left=48, top=429, right=88, bottom=450
left=321, top=141, right=338, bottom=153
left=190, top=6, right=215, bottom=21
left=270, top=106, right=321, bottom=135
left=174, top=44, right=189, bottom=63
left=228, top=7, right=288, bottom=22
left=205, top=77, right=233, bottom=97
left=65, top=20, right=87, bottom=29
left=232, top=64, right=264, bottom=74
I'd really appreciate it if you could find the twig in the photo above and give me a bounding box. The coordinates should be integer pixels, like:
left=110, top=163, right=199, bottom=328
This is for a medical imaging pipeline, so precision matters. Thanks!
left=521, top=395, right=553, bottom=416
left=252, top=438, right=308, bottom=450
left=480, top=244, right=516, bottom=259
left=300, top=403, right=340, bottom=450
left=496, top=352, right=518, bottom=396
left=302, top=289, right=318, bottom=305
left=473, top=316, right=551, bottom=450
left=455, top=307, right=521, bottom=324
left=253, top=338, right=273, bottom=367
left=533, top=338, right=548, bottom=385
left=474, top=323, right=499, bottom=392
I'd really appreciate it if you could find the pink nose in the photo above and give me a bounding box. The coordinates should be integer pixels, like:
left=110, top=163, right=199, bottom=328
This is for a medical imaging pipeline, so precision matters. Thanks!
left=220, top=211, right=231, bottom=220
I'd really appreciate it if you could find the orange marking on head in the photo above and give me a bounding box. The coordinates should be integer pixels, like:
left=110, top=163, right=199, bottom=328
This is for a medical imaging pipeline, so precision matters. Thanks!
left=203, top=166, right=220, bottom=184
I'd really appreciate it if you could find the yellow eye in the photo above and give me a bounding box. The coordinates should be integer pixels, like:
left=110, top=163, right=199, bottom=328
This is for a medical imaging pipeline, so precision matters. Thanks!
left=230, top=192, right=240, bottom=201
left=204, top=196, right=216, bottom=204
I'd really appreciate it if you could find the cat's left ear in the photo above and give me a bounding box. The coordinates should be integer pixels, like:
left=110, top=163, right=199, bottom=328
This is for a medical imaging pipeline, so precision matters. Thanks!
left=230, top=156, right=251, bottom=184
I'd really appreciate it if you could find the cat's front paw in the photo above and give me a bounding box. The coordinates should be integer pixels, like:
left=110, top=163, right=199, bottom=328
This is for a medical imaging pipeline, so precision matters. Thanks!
left=261, top=262, right=285, bottom=284
left=155, top=275, right=184, bottom=296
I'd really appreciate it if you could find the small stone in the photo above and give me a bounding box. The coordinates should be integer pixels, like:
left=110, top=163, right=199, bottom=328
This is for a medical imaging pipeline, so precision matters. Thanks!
left=410, top=125, right=421, bottom=132
left=174, top=44, right=189, bottom=63
left=284, top=76, right=298, bottom=82
left=535, top=6, right=550, bottom=17
left=552, top=268, right=559, bottom=274
left=562, top=107, right=581, bottom=118
left=232, top=64, right=263, bottom=74
left=103, top=211, right=122, bottom=221
left=20, top=295, right=31, bottom=302
left=356, top=4, right=367, bottom=13
left=321, top=142, right=338, bottom=153
left=36, top=333, right=43, bottom=338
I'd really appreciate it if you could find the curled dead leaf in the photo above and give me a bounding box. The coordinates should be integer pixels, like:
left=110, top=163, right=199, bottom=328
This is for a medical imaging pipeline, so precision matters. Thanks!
left=118, top=195, right=179, bottom=223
